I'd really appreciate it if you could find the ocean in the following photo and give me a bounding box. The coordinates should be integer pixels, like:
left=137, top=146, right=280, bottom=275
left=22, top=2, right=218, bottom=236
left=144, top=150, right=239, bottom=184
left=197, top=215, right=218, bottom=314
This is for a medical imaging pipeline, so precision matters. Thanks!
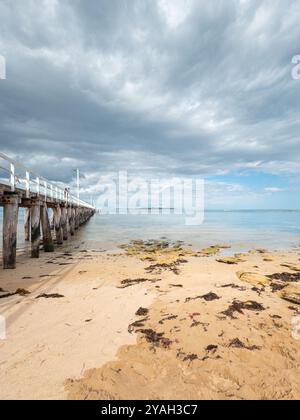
left=1, top=209, right=299, bottom=254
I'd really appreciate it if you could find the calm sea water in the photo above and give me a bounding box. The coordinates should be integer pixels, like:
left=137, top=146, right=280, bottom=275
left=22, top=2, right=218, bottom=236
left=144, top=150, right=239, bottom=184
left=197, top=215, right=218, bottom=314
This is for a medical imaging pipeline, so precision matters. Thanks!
left=1, top=209, right=299, bottom=253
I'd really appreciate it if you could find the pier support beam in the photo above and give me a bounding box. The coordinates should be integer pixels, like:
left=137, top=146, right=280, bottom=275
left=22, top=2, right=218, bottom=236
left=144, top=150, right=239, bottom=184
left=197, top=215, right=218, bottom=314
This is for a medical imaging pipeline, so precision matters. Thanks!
left=75, top=208, right=80, bottom=230
left=2, top=194, right=19, bottom=269
left=40, top=204, right=54, bottom=252
left=68, top=207, right=74, bottom=236
left=53, top=206, right=63, bottom=245
left=24, top=208, right=30, bottom=241
left=31, top=201, right=41, bottom=258
left=61, top=206, right=68, bottom=241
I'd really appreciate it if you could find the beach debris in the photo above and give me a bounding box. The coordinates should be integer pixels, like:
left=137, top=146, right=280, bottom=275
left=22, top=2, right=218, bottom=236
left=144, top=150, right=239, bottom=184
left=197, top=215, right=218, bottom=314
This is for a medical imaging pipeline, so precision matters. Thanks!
left=137, top=329, right=172, bottom=349
left=183, top=353, right=198, bottom=362
left=280, top=263, right=300, bottom=272
left=201, top=292, right=221, bottom=302
left=119, top=239, right=201, bottom=274
left=251, top=286, right=266, bottom=296
left=270, top=315, right=282, bottom=320
left=176, top=350, right=198, bottom=363
left=135, top=307, right=149, bottom=316
left=221, top=300, right=265, bottom=319
left=202, top=345, right=221, bottom=361
left=267, top=272, right=300, bottom=283
left=169, top=284, right=183, bottom=288
left=269, top=281, right=288, bottom=293
left=206, top=345, right=218, bottom=353
left=16, top=288, right=30, bottom=296
left=128, top=318, right=149, bottom=333
left=159, top=315, right=178, bottom=324
left=228, top=338, right=261, bottom=351
left=185, top=292, right=220, bottom=303
left=117, top=278, right=161, bottom=288
left=219, top=283, right=246, bottom=291
left=191, top=321, right=209, bottom=331
left=288, top=306, right=300, bottom=314
left=280, top=285, right=300, bottom=305
left=36, top=293, right=65, bottom=299
left=0, top=288, right=30, bottom=299
left=185, top=295, right=200, bottom=303
left=189, top=312, right=201, bottom=318
left=236, top=271, right=269, bottom=287
left=40, top=274, right=57, bottom=278
left=145, top=262, right=183, bottom=275
left=22, top=276, right=32, bottom=280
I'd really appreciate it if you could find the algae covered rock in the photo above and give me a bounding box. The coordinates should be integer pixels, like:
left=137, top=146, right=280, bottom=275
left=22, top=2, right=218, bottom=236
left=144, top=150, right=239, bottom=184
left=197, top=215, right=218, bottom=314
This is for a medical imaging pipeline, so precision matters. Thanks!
left=263, top=255, right=274, bottom=262
left=217, top=253, right=246, bottom=265
left=217, top=257, right=241, bottom=265
left=280, top=285, right=300, bottom=305
left=200, top=244, right=231, bottom=257
left=236, top=272, right=270, bottom=286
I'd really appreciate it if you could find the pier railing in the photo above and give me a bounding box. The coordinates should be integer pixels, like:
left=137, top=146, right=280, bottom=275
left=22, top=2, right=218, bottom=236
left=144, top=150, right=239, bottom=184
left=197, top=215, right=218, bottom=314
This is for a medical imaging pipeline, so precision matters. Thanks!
left=0, top=152, right=94, bottom=209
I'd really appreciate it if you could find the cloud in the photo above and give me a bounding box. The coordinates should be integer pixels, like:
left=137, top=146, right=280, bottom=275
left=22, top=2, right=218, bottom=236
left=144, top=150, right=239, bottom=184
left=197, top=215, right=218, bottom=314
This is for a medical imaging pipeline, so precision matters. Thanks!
left=0, top=0, right=300, bottom=205
left=264, top=187, right=285, bottom=193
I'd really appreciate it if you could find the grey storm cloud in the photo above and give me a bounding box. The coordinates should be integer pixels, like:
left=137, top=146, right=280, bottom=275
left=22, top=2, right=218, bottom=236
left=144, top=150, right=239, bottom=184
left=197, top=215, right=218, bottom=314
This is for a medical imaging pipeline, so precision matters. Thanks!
left=0, top=0, right=300, bottom=187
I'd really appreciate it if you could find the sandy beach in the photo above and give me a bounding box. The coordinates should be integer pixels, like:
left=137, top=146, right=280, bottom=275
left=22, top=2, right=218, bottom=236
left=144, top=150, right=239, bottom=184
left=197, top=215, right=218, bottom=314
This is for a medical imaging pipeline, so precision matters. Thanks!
left=0, top=239, right=300, bottom=400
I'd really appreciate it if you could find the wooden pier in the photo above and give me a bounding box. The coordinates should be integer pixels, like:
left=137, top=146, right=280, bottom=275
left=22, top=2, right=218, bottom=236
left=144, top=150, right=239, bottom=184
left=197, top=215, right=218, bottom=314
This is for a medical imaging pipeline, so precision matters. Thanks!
left=0, top=152, right=95, bottom=269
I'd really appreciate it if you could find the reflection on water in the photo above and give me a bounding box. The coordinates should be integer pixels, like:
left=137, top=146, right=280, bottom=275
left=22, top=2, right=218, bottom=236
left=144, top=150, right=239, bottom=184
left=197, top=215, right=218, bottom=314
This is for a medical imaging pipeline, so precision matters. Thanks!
left=0, top=210, right=300, bottom=253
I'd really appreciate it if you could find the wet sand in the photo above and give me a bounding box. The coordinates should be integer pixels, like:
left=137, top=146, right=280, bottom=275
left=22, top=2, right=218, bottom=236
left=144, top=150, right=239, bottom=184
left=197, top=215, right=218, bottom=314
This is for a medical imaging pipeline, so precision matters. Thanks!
left=0, top=241, right=300, bottom=400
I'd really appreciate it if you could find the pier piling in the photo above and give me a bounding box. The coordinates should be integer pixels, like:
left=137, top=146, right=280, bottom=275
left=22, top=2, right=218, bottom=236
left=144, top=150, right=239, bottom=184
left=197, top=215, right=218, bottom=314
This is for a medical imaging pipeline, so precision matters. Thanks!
left=53, top=206, right=63, bottom=245
left=61, top=206, right=68, bottom=241
left=24, top=208, right=30, bottom=241
left=2, top=194, right=19, bottom=269
left=31, top=201, right=41, bottom=258
left=40, top=204, right=54, bottom=252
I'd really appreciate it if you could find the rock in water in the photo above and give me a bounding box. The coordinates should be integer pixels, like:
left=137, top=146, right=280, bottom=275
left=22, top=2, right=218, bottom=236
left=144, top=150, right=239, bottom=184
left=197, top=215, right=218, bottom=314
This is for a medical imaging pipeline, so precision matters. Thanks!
left=281, top=285, right=300, bottom=305
left=236, top=272, right=269, bottom=287
left=217, top=257, right=244, bottom=265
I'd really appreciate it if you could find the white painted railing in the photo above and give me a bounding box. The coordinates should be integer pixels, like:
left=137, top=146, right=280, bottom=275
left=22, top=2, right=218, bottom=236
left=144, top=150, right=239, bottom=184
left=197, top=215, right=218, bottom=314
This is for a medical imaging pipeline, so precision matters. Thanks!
left=0, top=152, right=95, bottom=209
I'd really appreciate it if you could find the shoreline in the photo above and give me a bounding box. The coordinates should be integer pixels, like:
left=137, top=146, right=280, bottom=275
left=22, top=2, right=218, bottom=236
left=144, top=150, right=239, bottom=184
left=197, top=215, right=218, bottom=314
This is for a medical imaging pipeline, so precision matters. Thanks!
left=0, top=240, right=300, bottom=400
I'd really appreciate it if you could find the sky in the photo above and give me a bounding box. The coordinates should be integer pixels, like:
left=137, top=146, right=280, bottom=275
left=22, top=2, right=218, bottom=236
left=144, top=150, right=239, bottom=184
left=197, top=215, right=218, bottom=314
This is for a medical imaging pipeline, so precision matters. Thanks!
left=0, top=0, right=300, bottom=209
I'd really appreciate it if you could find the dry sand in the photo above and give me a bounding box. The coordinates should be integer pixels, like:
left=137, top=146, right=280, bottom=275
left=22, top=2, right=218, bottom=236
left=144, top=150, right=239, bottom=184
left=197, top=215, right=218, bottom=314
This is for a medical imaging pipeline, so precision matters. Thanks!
left=0, top=241, right=300, bottom=400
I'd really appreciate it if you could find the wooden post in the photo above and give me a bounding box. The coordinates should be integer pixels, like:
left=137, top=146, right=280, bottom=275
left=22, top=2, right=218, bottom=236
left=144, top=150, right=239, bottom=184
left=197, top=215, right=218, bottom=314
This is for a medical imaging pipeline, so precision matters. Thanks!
left=3, top=194, right=19, bottom=269
left=24, top=208, right=30, bottom=241
left=31, top=201, right=41, bottom=258
left=53, top=206, right=63, bottom=245
left=61, top=206, right=68, bottom=241
left=40, top=204, right=54, bottom=252
left=75, top=208, right=79, bottom=230
left=68, top=207, right=74, bottom=236
left=72, top=208, right=76, bottom=234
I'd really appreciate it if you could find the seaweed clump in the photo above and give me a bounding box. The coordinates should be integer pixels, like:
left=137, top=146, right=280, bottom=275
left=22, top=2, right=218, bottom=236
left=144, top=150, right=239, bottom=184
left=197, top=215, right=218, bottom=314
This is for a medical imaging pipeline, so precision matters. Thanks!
left=221, top=300, right=265, bottom=319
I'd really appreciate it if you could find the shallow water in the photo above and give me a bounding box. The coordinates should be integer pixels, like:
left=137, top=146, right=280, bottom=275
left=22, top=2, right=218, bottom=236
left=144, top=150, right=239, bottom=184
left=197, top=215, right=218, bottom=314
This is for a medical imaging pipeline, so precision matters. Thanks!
left=84, top=210, right=300, bottom=252
left=0, top=209, right=300, bottom=253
